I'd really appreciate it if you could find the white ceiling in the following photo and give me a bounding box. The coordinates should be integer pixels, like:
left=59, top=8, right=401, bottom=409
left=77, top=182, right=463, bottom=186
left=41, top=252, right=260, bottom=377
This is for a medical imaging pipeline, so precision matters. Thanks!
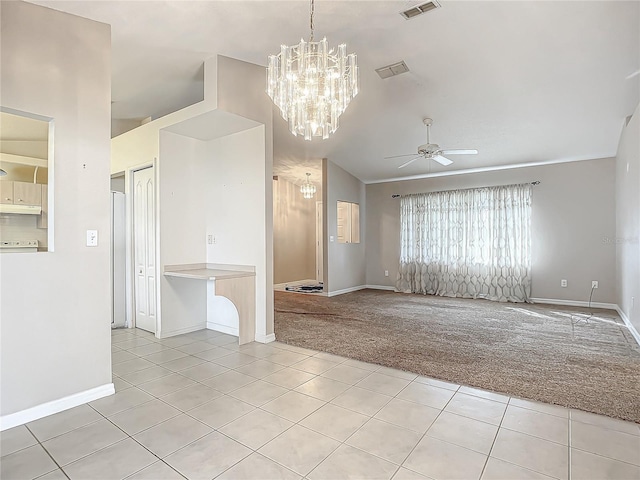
left=31, top=1, right=640, bottom=184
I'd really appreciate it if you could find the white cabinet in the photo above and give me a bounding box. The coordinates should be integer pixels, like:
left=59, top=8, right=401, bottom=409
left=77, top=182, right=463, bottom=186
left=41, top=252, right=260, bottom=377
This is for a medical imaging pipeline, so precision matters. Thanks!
left=0, top=181, right=14, bottom=204
left=13, top=181, right=42, bottom=205
left=1, top=181, right=43, bottom=206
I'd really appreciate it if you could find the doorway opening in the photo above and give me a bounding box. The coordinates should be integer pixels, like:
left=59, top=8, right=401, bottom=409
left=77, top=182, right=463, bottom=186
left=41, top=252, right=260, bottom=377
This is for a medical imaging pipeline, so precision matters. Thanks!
left=272, top=163, right=324, bottom=295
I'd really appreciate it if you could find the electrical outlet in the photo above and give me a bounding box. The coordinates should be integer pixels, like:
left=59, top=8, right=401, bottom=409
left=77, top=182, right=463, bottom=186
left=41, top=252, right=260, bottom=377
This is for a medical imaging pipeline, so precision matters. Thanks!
left=591, top=281, right=599, bottom=289
left=384, top=270, right=389, bottom=277
left=86, top=230, right=98, bottom=247
left=561, top=279, right=567, bottom=287
left=207, top=235, right=213, bottom=245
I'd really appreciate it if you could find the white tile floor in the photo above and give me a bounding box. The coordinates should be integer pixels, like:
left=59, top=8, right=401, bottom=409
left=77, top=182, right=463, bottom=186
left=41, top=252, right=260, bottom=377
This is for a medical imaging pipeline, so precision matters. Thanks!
left=2, top=327, right=639, bottom=480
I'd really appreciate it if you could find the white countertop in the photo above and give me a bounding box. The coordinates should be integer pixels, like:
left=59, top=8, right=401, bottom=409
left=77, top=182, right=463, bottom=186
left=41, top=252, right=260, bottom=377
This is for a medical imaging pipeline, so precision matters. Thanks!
left=163, top=263, right=255, bottom=281
left=163, top=268, right=255, bottom=281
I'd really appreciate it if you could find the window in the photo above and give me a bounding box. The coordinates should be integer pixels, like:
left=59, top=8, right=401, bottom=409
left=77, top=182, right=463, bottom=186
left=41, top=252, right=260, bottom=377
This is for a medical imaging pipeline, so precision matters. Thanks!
left=396, top=183, right=532, bottom=302
left=337, top=201, right=360, bottom=244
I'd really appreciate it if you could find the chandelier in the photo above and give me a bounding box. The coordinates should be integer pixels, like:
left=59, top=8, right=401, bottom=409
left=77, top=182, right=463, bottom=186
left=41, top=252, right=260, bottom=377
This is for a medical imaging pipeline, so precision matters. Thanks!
left=266, top=0, right=359, bottom=140
left=300, top=173, right=317, bottom=199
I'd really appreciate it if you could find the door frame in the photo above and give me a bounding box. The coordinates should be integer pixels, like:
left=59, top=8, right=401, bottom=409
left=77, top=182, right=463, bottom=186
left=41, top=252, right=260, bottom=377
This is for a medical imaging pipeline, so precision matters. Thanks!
left=316, top=201, right=323, bottom=283
left=125, top=160, right=161, bottom=336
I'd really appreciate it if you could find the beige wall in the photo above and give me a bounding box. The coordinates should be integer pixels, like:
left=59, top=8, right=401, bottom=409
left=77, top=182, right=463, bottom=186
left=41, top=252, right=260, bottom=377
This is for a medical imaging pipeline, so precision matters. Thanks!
left=325, top=159, right=366, bottom=293
left=0, top=2, right=112, bottom=418
left=366, top=158, right=617, bottom=304
left=616, top=104, right=640, bottom=332
left=273, top=176, right=317, bottom=284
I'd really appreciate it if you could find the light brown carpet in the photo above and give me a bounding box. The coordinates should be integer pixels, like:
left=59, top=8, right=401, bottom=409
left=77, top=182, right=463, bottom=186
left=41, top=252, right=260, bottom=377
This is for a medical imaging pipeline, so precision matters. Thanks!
left=274, top=289, right=640, bottom=423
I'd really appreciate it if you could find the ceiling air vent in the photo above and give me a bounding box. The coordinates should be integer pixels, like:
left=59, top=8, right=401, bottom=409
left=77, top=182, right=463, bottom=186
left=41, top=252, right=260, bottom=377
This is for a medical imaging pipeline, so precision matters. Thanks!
left=400, top=1, right=440, bottom=19
left=376, top=61, right=410, bottom=79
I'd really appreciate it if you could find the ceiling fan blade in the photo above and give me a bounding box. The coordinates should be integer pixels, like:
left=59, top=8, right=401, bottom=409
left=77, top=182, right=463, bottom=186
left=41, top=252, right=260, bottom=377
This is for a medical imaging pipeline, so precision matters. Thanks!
left=440, top=149, right=478, bottom=155
left=433, top=155, right=453, bottom=166
left=384, top=153, right=417, bottom=159
left=398, top=156, right=422, bottom=169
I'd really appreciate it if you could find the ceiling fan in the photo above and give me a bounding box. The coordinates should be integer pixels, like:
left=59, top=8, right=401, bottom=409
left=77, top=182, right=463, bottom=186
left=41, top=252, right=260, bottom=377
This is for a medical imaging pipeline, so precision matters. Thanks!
left=386, top=118, right=478, bottom=168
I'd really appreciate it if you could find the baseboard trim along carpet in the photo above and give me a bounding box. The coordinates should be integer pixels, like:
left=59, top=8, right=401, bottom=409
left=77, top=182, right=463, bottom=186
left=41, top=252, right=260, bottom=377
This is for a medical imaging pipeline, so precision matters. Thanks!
left=275, top=289, right=640, bottom=422
left=616, top=306, right=640, bottom=346
left=365, top=285, right=398, bottom=292
left=530, top=297, right=618, bottom=310
left=0, top=383, right=115, bottom=431
left=532, top=297, right=639, bottom=347
left=327, top=285, right=366, bottom=297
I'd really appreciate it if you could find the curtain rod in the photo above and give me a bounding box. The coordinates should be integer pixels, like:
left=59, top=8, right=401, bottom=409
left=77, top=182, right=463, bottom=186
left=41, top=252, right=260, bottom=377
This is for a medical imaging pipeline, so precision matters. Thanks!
left=391, top=181, right=540, bottom=198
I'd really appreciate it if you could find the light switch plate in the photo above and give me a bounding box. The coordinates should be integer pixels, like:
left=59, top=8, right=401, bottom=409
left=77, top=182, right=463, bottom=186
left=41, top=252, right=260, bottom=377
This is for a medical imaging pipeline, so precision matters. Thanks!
left=86, top=230, right=98, bottom=247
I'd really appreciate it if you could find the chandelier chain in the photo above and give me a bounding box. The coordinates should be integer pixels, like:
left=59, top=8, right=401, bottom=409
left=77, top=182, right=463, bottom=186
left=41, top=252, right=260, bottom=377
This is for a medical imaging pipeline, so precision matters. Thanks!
left=309, top=0, right=315, bottom=41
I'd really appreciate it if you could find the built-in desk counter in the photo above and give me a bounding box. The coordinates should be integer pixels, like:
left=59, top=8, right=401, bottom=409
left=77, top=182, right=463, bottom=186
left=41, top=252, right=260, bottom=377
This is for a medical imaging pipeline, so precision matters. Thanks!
left=163, top=264, right=256, bottom=344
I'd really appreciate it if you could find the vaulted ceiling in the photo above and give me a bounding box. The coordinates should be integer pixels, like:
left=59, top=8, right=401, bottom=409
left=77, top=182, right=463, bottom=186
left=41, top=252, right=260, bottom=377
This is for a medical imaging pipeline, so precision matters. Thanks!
left=31, top=1, right=640, bottom=184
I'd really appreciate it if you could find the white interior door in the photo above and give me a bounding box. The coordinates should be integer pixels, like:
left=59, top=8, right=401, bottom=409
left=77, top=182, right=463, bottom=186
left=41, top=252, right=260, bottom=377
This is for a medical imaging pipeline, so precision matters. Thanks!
left=133, top=167, right=156, bottom=333
left=316, top=201, right=323, bottom=283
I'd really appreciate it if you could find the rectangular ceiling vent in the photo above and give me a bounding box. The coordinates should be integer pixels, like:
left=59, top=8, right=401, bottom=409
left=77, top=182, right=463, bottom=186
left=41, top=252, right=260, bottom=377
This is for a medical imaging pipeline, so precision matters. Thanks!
left=400, top=1, right=440, bottom=19
left=376, top=61, right=410, bottom=79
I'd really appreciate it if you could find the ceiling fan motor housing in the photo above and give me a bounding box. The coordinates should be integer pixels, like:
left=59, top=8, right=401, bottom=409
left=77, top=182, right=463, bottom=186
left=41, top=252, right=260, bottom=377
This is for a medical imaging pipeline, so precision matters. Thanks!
left=418, top=143, right=440, bottom=156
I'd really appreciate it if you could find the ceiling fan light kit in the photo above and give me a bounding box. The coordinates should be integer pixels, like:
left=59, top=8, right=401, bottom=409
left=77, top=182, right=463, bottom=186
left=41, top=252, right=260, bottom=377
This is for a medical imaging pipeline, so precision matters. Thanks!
left=387, top=117, right=478, bottom=169
left=266, top=0, right=359, bottom=141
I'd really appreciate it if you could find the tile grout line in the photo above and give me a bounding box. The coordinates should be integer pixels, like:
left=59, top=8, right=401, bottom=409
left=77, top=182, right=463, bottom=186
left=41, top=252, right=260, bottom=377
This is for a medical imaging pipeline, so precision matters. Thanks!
left=477, top=396, right=510, bottom=479
left=391, top=387, right=459, bottom=478
left=23, top=424, right=71, bottom=480
left=85, top=400, right=189, bottom=480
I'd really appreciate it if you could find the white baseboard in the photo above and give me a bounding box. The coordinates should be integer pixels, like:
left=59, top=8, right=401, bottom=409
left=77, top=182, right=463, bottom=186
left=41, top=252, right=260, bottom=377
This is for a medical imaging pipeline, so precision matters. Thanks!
left=255, top=333, right=276, bottom=344
left=159, top=323, right=205, bottom=339
left=531, top=297, right=640, bottom=347
left=530, top=297, right=618, bottom=310
left=327, top=285, right=366, bottom=297
left=207, top=322, right=239, bottom=337
left=615, top=306, right=640, bottom=346
left=365, top=285, right=398, bottom=292
left=0, top=383, right=115, bottom=431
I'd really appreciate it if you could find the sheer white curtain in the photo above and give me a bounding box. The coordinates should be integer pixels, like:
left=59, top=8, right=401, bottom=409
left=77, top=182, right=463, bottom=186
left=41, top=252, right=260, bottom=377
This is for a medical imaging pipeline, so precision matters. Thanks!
left=396, top=183, right=532, bottom=303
